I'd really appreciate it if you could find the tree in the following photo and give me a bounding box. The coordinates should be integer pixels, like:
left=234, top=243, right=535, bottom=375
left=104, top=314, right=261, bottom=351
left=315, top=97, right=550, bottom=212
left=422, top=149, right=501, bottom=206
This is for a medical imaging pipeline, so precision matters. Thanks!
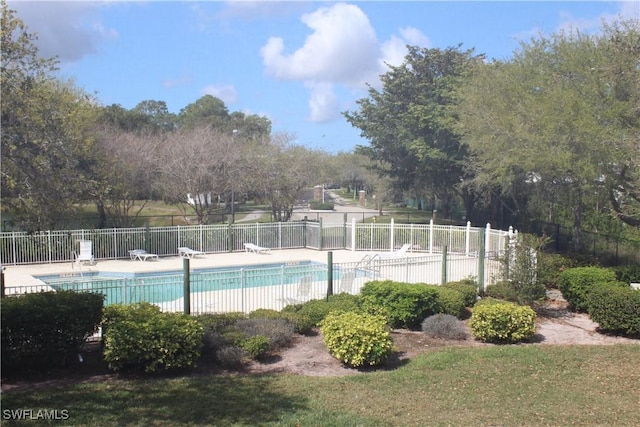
left=90, top=126, right=161, bottom=228
left=345, top=45, right=484, bottom=220
left=457, top=20, right=640, bottom=248
left=1, top=1, right=98, bottom=230
left=132, top=100, right=177, bottom=132
left=156, top=126, right=242, bottom=224
left=177, top=95, right=229, bottom=130
left=249, top=134, right=317, bottom=222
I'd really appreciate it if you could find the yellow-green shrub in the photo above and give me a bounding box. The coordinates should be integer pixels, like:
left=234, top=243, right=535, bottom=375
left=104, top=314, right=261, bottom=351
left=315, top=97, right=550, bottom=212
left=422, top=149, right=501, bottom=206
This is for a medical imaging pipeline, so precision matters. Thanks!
left=470, top=302, right=536, bottom=343
left=319, top=311, right=393, bottom=368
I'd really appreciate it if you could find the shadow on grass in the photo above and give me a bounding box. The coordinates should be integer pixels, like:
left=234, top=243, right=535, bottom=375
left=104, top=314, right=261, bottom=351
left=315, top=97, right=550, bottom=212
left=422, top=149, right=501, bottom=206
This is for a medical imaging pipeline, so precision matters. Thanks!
left=2, top=374, right=308, bottom=426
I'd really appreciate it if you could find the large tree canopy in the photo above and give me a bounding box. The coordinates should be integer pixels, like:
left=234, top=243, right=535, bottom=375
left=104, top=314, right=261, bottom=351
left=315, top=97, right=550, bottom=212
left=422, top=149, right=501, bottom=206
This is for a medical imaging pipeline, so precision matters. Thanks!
left=1, top=2, right=98, bottom=230
left=457, top=19, right=640, bottom=246
left=344, top=45, right=484, bottom=219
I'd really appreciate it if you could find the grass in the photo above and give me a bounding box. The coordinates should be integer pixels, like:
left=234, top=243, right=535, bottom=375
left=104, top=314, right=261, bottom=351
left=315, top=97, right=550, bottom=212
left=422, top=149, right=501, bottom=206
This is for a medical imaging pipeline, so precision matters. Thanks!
left=3, top=344, right=639, bottom=426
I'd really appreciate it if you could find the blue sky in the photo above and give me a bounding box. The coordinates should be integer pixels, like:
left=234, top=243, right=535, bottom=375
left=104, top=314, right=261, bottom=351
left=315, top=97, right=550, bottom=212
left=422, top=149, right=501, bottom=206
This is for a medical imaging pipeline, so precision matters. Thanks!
left=8, top=1, right=639, bottom=153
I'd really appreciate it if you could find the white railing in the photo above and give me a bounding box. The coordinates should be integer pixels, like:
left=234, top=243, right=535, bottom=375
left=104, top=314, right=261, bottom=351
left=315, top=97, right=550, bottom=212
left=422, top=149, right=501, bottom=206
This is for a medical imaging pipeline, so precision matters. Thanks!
left=0, top=220, right=510, bottom=266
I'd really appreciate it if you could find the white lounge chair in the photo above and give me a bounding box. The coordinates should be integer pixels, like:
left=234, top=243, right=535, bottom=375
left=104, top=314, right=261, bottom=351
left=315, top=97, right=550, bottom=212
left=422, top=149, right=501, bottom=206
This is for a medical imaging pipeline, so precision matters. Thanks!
left=338, top=271, right=355, bottom=294
left=243, top=243, right=271, bottom=254
left=74, top=240, right=95, bottom=266
left=282, top=275, right=313, bottom=305
left=178, top=246, right=205, bottom=259
left=378, top=243, right=411, bottom=259
left=128, top=249, right=159, bottom=261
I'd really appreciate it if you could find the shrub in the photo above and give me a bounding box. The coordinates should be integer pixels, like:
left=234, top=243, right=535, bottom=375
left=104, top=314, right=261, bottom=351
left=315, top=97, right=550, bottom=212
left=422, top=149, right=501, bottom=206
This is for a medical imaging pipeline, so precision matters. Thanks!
left=586, top=285, right=640, bottom=336
left=359, top=280, right=440, bottom=329
left=1, top=291, right=104, bottom=371
left=249, top=308, right=314, bottom=335
left=283, top=293, right=360, bottom=326
left=536, top=252, right=576, bottom=288
left=238, top=335, right=271, bottom=359
left=234, top=317, right=295, bottom=349
left=319, top=311, right=393, bottom=368
left=500, top=233, right=547, bottom=305
left=557, top=267, right=623, bottom=312
left=612, top=265, right=640, bottom=284
left=442, top=279, right=478, bottom=307
left=421, top=314, right=468, bottom=340
left=216, top=346, right=246, bottom=368
left=309, top=200, right=334, bottom=210
left=432, top=286, right=466, bottom=318
left=469, top=302, right=536, bottom=343
left=103, top=303, right=204, bottom=373
left=196, top=312, right=247, bottom=331
left=484, top=281, right=519, bottom=302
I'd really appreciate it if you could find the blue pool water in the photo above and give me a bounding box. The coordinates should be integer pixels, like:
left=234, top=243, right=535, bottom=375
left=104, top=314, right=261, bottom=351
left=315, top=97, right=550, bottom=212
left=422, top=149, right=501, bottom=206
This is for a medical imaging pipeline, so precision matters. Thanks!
left=36, top=261, right=339, bottom=306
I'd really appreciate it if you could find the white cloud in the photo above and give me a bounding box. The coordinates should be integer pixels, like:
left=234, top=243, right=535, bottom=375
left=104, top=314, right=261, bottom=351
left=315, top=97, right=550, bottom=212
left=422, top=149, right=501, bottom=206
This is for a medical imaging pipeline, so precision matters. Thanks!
left=8, top=1, right=118, bottom=63
left=202, top=84, right=238, bottom=104
left=261, top=3, right=380, bottom=85
left=261, top=3, right=431, bottom=122
left=399, top=27, right=431, bottom=47
left=306, top=82, right=339, bottom=123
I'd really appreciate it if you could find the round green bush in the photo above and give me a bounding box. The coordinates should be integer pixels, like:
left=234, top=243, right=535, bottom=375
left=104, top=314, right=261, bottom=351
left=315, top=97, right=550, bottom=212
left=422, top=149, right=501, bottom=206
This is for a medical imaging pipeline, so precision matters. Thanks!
left=557, top=266, right=619, bottom=312
left=319, top=311, right=393, bottom=368
left=359, top=280, right=440, bottom=329
left=432, top=286, right=466, bottom=318
left=442, top=279, right=478, bottom=307
left=103, top=303, right=204, bottom=373
left=469, top=302, right=536, bottom=343
left=586, top=285, right=640, bottom=336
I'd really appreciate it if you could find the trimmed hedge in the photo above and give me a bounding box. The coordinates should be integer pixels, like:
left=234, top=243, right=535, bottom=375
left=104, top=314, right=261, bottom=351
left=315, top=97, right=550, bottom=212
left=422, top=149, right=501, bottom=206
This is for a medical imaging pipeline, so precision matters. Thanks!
left=557, top=267, right=627, bottom=312
left=359, top=280, right=440, bottom=329
left=1, top=291, right=104, bottom=371
left=469, top=302, right=536, bottom=343
left=320, top=311, right=393, bottom=368
left=103, top=303, right=204, bottom=373
left=586, top=285, right=640, bottom=336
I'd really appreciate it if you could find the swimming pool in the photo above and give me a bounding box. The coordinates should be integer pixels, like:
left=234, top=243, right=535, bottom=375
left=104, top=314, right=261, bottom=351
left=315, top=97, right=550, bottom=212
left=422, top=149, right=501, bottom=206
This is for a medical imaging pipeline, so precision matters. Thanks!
left=37, top=261, right=343, bottom=306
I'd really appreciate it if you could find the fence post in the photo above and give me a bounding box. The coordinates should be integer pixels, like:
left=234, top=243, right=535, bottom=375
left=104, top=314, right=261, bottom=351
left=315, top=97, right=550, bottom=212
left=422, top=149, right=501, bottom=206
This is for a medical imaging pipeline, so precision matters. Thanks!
left=183, top=258, right=191, bottom=315
left=389, top=218, right=395, bottom=251
left=319, top=217, right=323, bottom=250
left=441, top=245, right=448, bottom=285
left=478, top=228, right=485, bottom=297
left=145, top=222, right=151, bottom=253
left=1, top=265, right=5, bottom=298
left=465, top=221, right=471, bottom=256
left=326, top=251, right=333, bottom=299
left=429, top=220, right=434, bottom=254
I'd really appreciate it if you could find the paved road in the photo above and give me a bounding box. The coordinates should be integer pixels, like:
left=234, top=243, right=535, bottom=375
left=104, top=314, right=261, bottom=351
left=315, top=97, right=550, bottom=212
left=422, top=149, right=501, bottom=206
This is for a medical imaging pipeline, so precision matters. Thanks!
left=237, top=191, right=380, bottom=223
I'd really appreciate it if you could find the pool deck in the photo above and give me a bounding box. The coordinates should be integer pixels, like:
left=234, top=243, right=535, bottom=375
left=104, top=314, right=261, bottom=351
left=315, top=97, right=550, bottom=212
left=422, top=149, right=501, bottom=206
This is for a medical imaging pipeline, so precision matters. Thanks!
left=3, top=249, right=380, bottom=288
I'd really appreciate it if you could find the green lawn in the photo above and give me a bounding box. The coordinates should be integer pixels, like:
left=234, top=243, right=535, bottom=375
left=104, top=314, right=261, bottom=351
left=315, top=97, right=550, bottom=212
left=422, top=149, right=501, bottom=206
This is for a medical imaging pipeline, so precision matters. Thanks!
left=3, top=344, right=639, bottom=426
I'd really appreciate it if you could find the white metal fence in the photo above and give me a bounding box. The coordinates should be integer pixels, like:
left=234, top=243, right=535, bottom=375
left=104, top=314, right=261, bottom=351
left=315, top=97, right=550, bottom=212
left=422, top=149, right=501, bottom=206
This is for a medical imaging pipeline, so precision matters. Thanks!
left=0, top=219, right=511, bottom=265
left=5, top=252, right=504, bottom=314
left=2, top=220, right=514, bottom=314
